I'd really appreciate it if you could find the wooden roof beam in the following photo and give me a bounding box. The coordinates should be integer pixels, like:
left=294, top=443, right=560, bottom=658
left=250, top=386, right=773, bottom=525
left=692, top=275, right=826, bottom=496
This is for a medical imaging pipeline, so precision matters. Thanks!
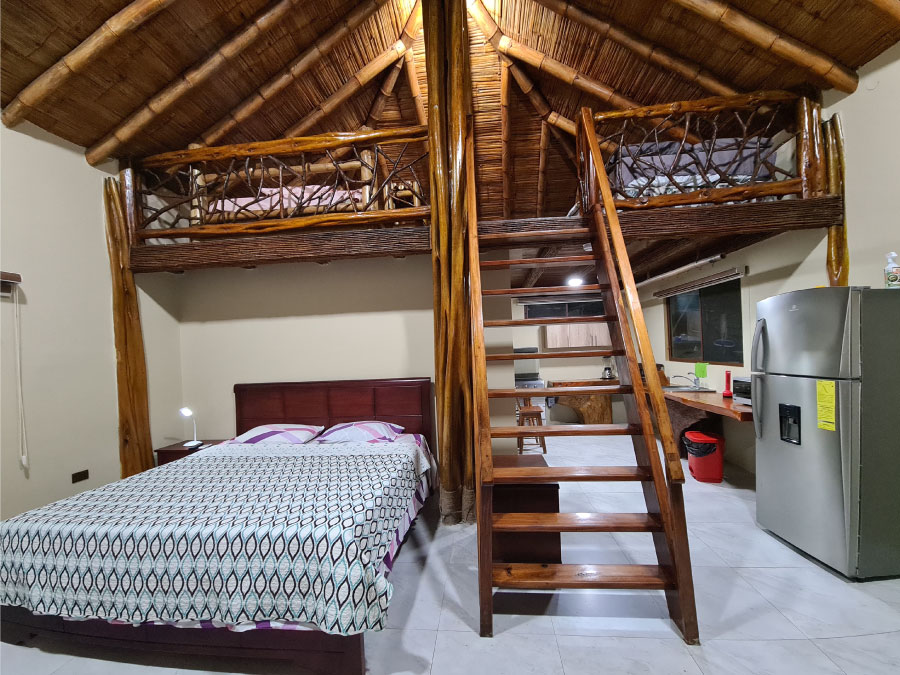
left=866, top=0, right=900, bottom=23
left=534, top=0, right=738, bottom=96
left=467, top=0, right=698, bottom=143
left=666, top=0, right=858, bottom=93
left=2, top=0, right=178, bottom=128
left=366, top=58, right=405, bottom=129
left=87, top=0, right=319, bottom=165
left=199, top=0, right=389, bottom=148
left=404, top=50, right=428, bottom=126
left=283, top=1, right=422, bottom=138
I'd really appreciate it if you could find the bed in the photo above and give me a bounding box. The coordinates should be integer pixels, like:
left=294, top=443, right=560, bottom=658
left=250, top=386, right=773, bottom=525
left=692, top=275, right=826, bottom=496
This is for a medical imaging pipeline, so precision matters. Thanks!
left=0, top=377, right=435, bottom=675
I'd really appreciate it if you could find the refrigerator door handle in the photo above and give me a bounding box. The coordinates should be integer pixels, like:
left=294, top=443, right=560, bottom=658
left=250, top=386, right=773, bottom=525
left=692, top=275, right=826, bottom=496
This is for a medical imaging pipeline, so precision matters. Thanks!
left=751, top=318, right=766, bottom=372
left=751, top=373, right=763, bottom=439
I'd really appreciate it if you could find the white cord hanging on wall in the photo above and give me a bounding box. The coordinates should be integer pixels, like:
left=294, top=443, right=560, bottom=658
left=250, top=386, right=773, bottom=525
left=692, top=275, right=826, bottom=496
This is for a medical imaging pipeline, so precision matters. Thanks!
left=13, top=284, right=29, bottom=470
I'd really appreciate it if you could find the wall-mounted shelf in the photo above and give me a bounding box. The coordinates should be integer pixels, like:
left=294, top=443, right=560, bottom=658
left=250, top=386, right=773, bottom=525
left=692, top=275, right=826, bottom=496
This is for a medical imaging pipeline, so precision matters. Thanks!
left=1, top=271, right=22, bottom=296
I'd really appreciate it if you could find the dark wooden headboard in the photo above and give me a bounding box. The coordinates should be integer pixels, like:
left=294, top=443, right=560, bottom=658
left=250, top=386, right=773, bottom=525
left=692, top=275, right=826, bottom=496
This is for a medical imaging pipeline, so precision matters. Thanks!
left=233, top=378, right=435, bottom=449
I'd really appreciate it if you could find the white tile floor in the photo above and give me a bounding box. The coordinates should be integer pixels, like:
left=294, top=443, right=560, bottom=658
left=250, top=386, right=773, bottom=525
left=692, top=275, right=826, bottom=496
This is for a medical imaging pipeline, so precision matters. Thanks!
left=3, top=435, right=900, bottom=675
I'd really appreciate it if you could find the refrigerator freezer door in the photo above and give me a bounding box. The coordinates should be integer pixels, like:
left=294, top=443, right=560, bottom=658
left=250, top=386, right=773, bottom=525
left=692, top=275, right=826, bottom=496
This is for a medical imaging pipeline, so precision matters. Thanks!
left=755, top=374, right=858, bottom=576
left=754, top=288, right=859, bottom=379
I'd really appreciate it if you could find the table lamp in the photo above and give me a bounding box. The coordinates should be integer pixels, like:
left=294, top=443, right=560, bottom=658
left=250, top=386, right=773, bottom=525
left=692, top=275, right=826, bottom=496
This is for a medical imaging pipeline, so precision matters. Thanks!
left=179, top=407, right=203, bottom=448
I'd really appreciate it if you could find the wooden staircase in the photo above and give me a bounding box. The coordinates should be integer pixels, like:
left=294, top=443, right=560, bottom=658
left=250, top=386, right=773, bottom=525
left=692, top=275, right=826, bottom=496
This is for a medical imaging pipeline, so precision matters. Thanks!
left=467, top=108, right=699, bottom=644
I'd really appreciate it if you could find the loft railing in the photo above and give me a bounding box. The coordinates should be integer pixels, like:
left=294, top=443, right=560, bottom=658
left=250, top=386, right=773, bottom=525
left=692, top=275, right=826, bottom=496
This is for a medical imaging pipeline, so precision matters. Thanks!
left=593, top=90, right=824, bottom=210
left=123, top=126, right=431, bottom=245
left=577, top=108, right=685, bottom=486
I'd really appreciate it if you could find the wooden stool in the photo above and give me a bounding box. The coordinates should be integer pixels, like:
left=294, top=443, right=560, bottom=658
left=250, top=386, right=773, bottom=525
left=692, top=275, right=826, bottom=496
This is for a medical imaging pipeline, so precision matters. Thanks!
left=516, top=397, right=547, bottom=453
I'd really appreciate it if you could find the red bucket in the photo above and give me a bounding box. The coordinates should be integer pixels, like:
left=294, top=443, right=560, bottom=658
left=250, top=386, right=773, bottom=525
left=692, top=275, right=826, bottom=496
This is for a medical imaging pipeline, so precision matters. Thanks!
left=685, top=430, right=725, bottom=483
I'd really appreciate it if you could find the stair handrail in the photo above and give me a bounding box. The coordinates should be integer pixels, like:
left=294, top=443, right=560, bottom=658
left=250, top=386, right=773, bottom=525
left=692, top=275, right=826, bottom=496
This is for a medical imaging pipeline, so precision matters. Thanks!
left=466, top=129, right=493, bottom=486
left=577, top=108, right=685, bottom=485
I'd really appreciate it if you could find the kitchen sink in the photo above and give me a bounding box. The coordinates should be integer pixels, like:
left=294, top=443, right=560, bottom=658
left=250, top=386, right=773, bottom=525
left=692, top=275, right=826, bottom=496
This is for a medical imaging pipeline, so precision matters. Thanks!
left=662, top=386, right=717, bottom=393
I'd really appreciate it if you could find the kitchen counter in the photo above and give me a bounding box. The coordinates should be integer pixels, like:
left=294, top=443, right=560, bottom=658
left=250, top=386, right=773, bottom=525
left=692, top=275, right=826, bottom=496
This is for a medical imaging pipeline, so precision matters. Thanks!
left=663, top=390, right=753, bottom=422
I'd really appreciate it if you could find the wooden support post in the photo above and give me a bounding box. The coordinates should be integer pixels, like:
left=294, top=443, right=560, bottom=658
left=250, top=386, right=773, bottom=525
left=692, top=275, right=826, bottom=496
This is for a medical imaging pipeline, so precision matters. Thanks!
left=424, top=0, right=475, bottom=524
left=500, top=61, right=513, bottom=219
left=797, top=97, right=827, bottom=198
left=104, top=178, right=154, bottom=478
left=536, top=121, right=549, bottom=217
left=824, top=115, right=849, bottom=286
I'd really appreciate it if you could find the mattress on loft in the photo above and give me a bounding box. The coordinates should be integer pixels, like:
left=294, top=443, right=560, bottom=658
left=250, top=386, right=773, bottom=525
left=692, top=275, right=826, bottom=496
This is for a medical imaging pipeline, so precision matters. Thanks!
left=0, top=437, right=434, bottom=636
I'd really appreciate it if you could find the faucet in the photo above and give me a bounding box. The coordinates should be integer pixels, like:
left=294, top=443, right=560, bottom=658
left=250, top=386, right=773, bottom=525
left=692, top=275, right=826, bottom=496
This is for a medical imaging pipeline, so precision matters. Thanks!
left=670, top=374, right=701, bottom=388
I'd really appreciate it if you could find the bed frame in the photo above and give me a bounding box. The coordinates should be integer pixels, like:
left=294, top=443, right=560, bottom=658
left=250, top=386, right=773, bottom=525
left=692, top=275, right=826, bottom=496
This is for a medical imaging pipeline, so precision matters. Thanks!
left=1, top=376, right=435, bottom=675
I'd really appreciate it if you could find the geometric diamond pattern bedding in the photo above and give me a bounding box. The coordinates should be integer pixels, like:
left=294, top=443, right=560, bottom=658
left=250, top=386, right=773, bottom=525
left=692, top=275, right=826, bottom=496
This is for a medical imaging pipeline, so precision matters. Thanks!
left=0, top=439, right=434, bottom=636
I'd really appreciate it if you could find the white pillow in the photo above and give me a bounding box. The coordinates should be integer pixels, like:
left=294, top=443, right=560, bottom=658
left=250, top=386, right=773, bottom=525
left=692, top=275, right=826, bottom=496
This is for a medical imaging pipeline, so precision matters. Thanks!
left=316, top=421, right=404, bottom=443
left=228, top=424, right=323, bottom=444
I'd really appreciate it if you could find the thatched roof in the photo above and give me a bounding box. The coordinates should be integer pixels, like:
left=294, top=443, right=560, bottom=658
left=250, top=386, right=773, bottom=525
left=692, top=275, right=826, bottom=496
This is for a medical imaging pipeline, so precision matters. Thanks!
left=3, top=0, right=898, bottom=230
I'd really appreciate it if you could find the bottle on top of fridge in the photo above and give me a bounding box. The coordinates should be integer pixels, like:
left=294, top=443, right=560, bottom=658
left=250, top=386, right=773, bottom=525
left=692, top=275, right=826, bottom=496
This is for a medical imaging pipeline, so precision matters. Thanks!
left=886, top=252, right=900, bottom=289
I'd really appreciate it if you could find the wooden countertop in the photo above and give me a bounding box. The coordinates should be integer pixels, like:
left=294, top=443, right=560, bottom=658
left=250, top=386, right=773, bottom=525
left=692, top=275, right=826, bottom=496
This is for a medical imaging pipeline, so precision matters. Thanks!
left=662, top=391, right=753, bottom=421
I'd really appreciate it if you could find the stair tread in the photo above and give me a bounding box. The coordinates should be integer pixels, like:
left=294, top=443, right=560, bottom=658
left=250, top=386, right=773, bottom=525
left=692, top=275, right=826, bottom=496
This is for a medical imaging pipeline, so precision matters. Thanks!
left=492, top=563, right=675, bottom=590
left=488, top=386, right=633, bottom=397
left=481, top=254, right=595, bottom=269
left=491, top=424, right=640, bottom=438
left=492, top=465, right=649, bottom=483
left=486, top=349, right=624, bottom=361
left=483, top=284, right=608, bottom=297
left=492, top=512, right=663, bottom=533
left=484, top=316, right=616, bottom=327
left=478, top=228, right=591, bottom=248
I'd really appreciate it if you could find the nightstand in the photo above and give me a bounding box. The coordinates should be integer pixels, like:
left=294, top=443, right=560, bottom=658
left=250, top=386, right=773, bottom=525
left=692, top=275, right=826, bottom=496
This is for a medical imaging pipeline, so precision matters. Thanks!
left=155, top=440, right=225, bottom=466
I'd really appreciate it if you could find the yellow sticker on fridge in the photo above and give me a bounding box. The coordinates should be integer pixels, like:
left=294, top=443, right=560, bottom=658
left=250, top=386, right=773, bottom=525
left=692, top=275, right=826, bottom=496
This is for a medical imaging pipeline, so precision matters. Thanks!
left=816, top=380, right=836, bottom=431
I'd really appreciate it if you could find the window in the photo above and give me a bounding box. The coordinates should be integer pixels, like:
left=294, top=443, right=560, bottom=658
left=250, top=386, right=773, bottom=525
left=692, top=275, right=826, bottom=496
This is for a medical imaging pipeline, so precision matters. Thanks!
left=524, top=300, right=605, bottom=319
left=666, top=279, right=743, bottom=365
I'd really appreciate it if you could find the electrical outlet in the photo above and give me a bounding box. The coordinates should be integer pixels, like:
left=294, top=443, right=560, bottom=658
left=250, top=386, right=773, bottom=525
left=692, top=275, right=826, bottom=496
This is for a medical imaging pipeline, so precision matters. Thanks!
left=71, top=469, right=89, bottom=484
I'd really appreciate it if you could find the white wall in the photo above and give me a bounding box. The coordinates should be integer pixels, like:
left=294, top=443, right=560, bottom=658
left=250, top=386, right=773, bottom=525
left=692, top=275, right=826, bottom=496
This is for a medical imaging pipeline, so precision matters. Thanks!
left=174, top=257, right=436, bottom=439
left=638, top=45, right=900, bottom=473
left=0, top=125, right=121, bottom=517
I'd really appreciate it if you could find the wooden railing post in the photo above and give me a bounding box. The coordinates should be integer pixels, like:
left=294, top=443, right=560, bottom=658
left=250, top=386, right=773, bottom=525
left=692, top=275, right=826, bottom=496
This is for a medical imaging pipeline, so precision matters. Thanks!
left=797, top=96, right=827, bottom=199
left=824, top=114, right=849, bottom=286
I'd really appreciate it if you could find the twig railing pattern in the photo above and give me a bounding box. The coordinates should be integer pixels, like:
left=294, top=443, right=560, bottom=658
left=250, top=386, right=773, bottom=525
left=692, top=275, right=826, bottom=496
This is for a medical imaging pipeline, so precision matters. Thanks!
left=128, top=126, right=430, bottom=242
left=593, top=91, right=806, bottom=210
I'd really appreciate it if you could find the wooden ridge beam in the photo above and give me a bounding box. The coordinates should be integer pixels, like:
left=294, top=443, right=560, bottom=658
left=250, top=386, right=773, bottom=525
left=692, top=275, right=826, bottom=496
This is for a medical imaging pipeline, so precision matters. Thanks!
left=467, top=0, right=698, bottom=143
left=866, top=0, right=900, bottom=23
left=534, top=0, right=738, bottom=96
left=2, top=0, right=178, bottom=128
left=283, top=1, right=422, bottom=138
left=200, top=0, right=389, bottom=147
left=666, top=0, right=857, bottom=93
left=86, top=0, right=309, bottom=165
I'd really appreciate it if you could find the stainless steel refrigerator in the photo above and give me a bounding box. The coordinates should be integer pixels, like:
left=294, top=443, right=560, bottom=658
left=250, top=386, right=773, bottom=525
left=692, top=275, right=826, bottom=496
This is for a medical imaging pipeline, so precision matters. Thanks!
left=752, top=287, right=900, bottom=579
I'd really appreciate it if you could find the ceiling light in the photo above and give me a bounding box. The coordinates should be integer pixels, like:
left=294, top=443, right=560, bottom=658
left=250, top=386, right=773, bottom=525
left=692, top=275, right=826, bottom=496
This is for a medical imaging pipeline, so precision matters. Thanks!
left=566, top=277, right=584, bottom=287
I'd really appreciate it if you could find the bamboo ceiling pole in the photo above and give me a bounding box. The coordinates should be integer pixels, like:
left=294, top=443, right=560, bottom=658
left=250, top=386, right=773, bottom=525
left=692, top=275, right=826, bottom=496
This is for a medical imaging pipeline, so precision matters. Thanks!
left=104, top=177, right=155, bottom=478
left=367, top=59, right=405, bottom=128
left=199, top=0, right=389, bottom=147
left=536, top=121, right=549, bottom=217
left=467, top=0, right=698, bottom=143
left=283, top=1, right=422, bottom=138
left=500, top=61, right=513, bottom=219
left=404, top=50, right=428, bottom=126
left=866, top=0, right=900, bottom=23
left=534, top=0, right=737, bottom=96
left=666, top=0, right=857, bottom=93
left=88, top=0, right=316, bottom=164
left=3, top=0, right=178, bottom=128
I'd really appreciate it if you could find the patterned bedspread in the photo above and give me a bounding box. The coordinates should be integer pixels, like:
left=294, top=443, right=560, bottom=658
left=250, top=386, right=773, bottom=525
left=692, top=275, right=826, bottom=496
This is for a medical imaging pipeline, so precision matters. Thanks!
left=0, top=439, right=434, bottom=636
